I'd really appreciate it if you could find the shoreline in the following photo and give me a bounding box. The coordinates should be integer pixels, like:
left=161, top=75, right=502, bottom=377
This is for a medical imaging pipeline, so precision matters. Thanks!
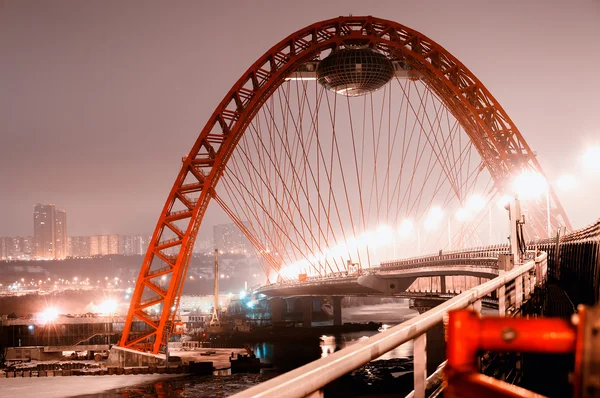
left=0, top=374, right=184, bottom=398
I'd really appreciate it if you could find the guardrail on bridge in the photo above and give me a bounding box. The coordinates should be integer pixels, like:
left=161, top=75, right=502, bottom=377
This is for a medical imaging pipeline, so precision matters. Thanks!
left=232, top=252, right=548, bottom=398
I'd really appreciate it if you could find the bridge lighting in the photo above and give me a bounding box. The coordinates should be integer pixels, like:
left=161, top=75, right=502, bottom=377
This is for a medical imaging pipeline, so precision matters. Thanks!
left=329, top=244, right=345, bottom=258
left=455, top=207, right=471, bottom=222
left=424, top=207, right=444, bottom=230
left=582, top=146, right=600, bottom=173
left=372, top=225, right=394, bottom=247
left=466, top=194, right=486, bottom=212
left=344, top=236, right=360, bottom=252
left=556, top=174, right=578, bottom=191
left=359, top=231, right=374, bottom=247
left=512, top=170, right=547, bottom=199
left=239, top=290, right=247, bottom=299
left=497, top=195, right=512, bottom=210
left=398, top=219, right=414, bottom=237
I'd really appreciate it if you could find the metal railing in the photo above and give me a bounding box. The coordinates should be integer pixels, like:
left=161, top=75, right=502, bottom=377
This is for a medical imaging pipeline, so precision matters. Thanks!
left=232, top=252, right=547, bottom=398
left=262, top=249, right=541, bottom=291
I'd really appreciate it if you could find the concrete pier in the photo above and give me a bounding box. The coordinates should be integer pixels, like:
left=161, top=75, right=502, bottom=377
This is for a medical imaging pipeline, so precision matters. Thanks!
left=271, top=297, right=285, bottom=324
left=301, top=297, right=313, bottom=328
left=332, top=296, right=343, bottom=326
left=106, top=346, right=167, bottom=368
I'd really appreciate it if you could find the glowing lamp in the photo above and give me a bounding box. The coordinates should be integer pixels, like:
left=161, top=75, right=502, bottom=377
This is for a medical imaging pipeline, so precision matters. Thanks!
left=98, top=299, right=118, bottom=315
left=40, top=307, right=60, bottom=323
left=398, top=219, right=414, bottom=238
left=424, top=207, right=444, bottom=230
left=455, top=207, right=471, bottom=222
left=583, top=146, right=600, bottom=173
left=466, top=194, right=486, bottom=212
left=512, top=170, right=548, bottom=199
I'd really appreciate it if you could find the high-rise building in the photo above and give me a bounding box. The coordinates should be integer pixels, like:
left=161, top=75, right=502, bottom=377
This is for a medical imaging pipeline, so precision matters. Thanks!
left=33, top=204, right=56, bottom=259
left=33, top=204, right=68, bottom=260
left=69, top=236, right=91, bottom=258
left=0, top=236, right=33, bottom=260
left=122, top=235, right=144, bottom=255
left=98, top=235, right=109, bottom=255
left=54, top=210, right=67, bottom=259
left=213, top=223, right=252, bottom=255
left=0, top=237, right=11, bottom=260
left=19, top=237, right=34, bottom=257
left=108, top=235, right=121, bottom=255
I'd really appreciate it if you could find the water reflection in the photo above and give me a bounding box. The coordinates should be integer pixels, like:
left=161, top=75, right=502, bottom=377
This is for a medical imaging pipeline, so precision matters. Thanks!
left=320, top=335, right=336, bottom=357
left=327, top=330, right=414, bottom=360
left=84, top=302, right=421, bottom=397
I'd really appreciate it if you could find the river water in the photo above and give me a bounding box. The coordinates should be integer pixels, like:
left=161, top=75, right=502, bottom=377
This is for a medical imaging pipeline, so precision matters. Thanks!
left=79, top=302, right=439, bottom=397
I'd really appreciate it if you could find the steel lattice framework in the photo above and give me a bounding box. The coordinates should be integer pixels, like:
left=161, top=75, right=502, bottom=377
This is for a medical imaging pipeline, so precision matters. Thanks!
left=119, top=16, right=571, bottom=353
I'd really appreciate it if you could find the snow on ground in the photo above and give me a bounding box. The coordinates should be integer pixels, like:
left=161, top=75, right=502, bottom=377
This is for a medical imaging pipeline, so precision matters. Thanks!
left=0, top=374, right=183, bottom=398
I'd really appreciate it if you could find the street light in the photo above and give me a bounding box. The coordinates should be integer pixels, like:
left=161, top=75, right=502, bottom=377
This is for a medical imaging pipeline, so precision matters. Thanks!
left=466, top=194, right=486, bottom=212
left=582, top=146, right=600, bottom=173
left=398, top=219, right=414, bottom=238
left=512, top=170, right=551, bottom=237
left=40, top=307, right=60, bottom=323
left=455, top=207, right=471, bottom=222
left=424, top=207, right=444, bottom=231
left=512, top=170, right=548, bottom=199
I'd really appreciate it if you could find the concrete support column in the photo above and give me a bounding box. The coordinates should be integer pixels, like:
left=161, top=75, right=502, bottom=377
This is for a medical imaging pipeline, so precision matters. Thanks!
left=301, top=297, right=313, bottom=328
left=440, top=276, right=446, bottom=294
left=332, top=296, right=343, bottom=326
left=271, top=298, right=285, bottom=324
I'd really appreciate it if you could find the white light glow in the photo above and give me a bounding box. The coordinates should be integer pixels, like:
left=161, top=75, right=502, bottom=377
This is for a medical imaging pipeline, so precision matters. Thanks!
left=97, top=299, right=118, bottom=315
left=583, top=146, right=600, bottom=173
left=455, top=207, right=471, bottom=222
left=556, top=174, right=578, bottom=191
left=398, top=219, right=414, bottom=237
left=368, top=225, right=394, bottom=248
left=466, top=194, right=486, bottom=212
left=40, top=307, right=60, bottom=323
left=424, top=207, right=444, bottom=230
left=497, top=194, right=512, bottom=210
left=512, top=170, right=548, bottom=199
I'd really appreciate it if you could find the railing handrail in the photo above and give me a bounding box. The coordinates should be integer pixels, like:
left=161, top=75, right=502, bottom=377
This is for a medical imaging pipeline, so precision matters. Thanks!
left=231, top=252, right=546, bottom=398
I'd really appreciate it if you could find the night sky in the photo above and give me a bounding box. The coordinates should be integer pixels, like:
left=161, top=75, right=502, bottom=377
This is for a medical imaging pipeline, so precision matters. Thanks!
left=1, top=0, right=599, bottom=237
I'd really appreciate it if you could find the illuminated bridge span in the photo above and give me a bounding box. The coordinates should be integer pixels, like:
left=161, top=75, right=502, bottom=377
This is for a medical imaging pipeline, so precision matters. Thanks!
left=120, top=15, right=574, bottom=355
left=257, top=248, right=510, bottom=296
left=233, top=220, right=600, bottom=398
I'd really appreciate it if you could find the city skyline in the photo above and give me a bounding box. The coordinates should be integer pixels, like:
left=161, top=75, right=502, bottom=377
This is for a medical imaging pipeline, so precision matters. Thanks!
left=1, top=1, right=599, bottom=239
left=1, top=202, right=250, bottom=260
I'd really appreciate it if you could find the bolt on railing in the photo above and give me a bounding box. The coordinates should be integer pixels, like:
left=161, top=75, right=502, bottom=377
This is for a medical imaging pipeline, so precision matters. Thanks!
left=231, top=252, right=548, bottom=398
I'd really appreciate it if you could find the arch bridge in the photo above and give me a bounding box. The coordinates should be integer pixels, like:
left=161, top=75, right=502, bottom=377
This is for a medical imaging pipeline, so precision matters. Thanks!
left=119, top=15, right=573, bottom=355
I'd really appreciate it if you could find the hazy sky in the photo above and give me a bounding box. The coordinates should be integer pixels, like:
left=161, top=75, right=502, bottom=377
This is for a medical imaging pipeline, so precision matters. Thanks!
left=1, top=0, right=599, bottom=237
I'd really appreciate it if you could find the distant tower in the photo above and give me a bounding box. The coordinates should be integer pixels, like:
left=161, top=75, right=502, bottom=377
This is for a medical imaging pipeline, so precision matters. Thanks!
left=54, top=210, right=67, bottom=259
left=33, top=204, right=68, bottom=260
left=34, top=204, right=56, bottom=259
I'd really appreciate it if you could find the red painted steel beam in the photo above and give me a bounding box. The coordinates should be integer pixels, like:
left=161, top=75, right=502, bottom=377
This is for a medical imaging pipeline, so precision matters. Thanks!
left=446, top=310, right=577, bottom=398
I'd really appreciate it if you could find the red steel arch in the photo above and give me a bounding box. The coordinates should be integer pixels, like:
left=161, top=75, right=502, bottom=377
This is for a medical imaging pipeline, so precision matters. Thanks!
left=119, top=16, right=571, bottom=353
